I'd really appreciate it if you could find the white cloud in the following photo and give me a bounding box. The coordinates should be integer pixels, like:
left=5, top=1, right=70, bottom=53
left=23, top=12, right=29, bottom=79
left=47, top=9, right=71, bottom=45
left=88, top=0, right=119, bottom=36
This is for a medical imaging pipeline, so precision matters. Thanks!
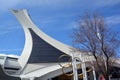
left=0, top=0, right=120, bottom=13
left=0, top=24, right=21, bottom=35
left=106, top=15, right=120, bottom=25
left=66, top=15, right=120, bottom=30
left=24, top=0, right=120, bottom=9
left=91, top=0, right=120, bottom=7
left=0, top=49, right=22, bottom=52
left=0, top=0, right=22, bottom=12
left=0, top=0, right=76, bottom=11
left=0, top=31, right=12, bottom=35
left=23, top=0, right=75, bottom=7
left=0, top=49, right=21, bottom=57
left=23, top=0, right=120, bottom=8
left=67, top=21, right=78, bottom=29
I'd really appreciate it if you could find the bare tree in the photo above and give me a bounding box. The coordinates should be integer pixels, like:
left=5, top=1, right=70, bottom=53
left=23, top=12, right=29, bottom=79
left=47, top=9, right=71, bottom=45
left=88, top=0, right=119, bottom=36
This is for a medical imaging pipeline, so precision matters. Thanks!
left=72, top=13, right=120, bottom=80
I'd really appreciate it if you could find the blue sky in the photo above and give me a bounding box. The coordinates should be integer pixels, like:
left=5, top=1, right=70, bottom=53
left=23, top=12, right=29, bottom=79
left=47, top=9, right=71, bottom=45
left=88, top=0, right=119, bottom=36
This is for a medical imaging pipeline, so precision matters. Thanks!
left=0, top=0, right=120, bottom=56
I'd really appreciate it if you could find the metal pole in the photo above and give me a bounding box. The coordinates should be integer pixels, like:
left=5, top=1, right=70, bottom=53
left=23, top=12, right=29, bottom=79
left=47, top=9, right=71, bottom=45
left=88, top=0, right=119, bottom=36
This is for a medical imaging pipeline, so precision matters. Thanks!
left=92, top=66, right=96, bottom=80
left=72, top=54, right=78, bottom=80
left=82, top=62, right=88, bottom=80
left=90, top=55, right=96, bottom=80
left=80, top=54, right=88, bottom=80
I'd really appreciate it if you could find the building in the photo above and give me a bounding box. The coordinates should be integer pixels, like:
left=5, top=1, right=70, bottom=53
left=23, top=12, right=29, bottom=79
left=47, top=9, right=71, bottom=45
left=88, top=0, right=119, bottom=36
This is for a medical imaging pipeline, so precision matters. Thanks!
left=0, top=9, right=120, bottom=80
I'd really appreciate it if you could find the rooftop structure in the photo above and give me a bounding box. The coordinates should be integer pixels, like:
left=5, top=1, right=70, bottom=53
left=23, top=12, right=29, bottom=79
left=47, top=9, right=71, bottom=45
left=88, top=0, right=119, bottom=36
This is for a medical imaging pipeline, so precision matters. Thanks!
left=0, top=9, right=79, bottom=80
left=0, top=9, right=120, bottom=80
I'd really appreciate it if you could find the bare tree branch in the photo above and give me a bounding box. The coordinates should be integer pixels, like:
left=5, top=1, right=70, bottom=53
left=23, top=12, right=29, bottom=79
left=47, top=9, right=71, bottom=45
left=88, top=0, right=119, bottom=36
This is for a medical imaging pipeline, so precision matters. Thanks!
left=72, top=12, right=120, bottom=80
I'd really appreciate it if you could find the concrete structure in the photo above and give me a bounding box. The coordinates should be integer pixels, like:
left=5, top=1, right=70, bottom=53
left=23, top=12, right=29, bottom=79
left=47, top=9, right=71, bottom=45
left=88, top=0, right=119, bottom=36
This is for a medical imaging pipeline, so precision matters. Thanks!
left=0, top=9, right=120, bottom=80
left=0, top=9, right=80, bottom=80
